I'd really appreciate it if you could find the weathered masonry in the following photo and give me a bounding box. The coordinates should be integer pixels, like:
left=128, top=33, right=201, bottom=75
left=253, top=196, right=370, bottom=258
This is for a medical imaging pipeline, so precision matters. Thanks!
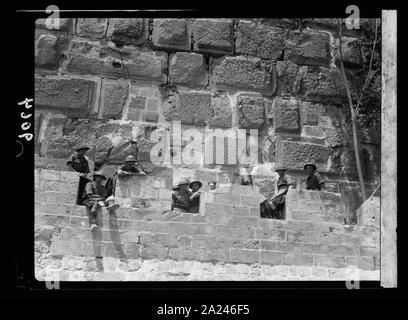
left=34, top=18, right=380, bottom=280
left=35, top=163, right=379, bottom=280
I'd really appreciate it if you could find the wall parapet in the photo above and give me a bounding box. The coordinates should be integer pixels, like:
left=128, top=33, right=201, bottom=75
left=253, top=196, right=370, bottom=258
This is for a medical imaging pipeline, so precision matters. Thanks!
left=35, top=168, right=380, bottom=281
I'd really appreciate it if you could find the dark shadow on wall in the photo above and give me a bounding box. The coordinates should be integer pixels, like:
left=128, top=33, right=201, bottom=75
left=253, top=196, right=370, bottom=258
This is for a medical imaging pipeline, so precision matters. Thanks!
left=260, top=200, right=286, bottom=220
left=108, top=210, right=128, bottom=262
left=91, top=208, right=104, bottom=271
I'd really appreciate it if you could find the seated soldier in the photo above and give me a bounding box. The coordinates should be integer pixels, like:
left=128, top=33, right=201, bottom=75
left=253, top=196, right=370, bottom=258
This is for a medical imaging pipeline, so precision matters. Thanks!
left=66, top=145, right=91, bottom=205
left=188, top=180, right=202, bottom=213
left=261, top=166, right=294, bottom=219
left=171, top=178, right=191, bottom=213
left=117, top=155, right=146, bottom=178
left=304, top=163, right=325, bottom=191
left=83, top=171, right=120, bottom=230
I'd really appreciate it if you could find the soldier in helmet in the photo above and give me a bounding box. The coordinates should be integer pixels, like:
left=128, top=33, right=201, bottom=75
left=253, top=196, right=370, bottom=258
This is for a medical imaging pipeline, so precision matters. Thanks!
left=67, top=145, right=91, bottom=205
left=171, top=178, right=191, bottom=213
left=83, top=171, right=120, bottom=230
left=117, top=155, right=146, bottom=178
left=304, top=163, right=325, bottom=191
left=67, top=145, right=91, bottom=175
left=262, top=166, right=294, bottom=219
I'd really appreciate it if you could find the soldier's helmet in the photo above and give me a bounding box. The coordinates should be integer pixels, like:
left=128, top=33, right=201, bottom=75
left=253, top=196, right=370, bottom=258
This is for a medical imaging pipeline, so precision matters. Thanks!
left=92, top=171, right=106, bottom=180
left=125, top=155, right=137, bottom=162
left=189, top=180, right=203, bottom=189
left=303, top=163, right=317, bottom=171
left=76, top=145, right=90, bottom=152
left=177, top=177, right=191, bottom=186
left=275, top=166, right=287, bottom=172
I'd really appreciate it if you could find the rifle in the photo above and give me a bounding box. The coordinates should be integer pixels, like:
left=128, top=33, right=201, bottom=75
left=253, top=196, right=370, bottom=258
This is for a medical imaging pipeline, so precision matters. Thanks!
left=68, top=165, right=92, bottom=181
left=268, top=188, right=288, bottom=202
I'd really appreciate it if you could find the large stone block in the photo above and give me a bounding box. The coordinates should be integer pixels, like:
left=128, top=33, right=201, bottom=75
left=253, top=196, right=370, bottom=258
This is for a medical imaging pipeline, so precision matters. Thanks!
left=210, top=56, right=276, bottom=95
left=36, top=214, right=71, bottom=227
left=100, top=79, right=129, bottom=119
left=76, top=18, right=108, bottom=38
left=299, top=101, right=326, bottom=126
left=169, top=52, right=208, bottom=87
left=283, top=253, right=313, bottom=266
left=65, top=40, right=167, bottom=83
left=334, top=37, right=363, bottom=68
left=313, top=255, right=346, bottom=268
left=139, top=232, right=177, bottom=248
left=260, top=251, right=284, bottom=265
left=237, top=93, right=265, bottom=129
left=345, top=256, right=376, bottom=271
left=162, top=90, right=213, bottom=126
left=285, top=30, right=331, bottom=66
left=204, top=203, right=232, bottom=216
left=272, top=97, right=300, bottom=133
left=106, top=18, right=148, bottom=46
left=255, top=227, right=286, bottom=241
left=217, top=238, right=260, bottom=250
left=295, top=66, right=347, bottom=104
left=236, top=21, right=284, bottom=59
left=276, top=139, right=331, bottom=171
left=50, top=239, right=82, bottom=257
left=210, top=92, right=232, bottom=128
left=213, top=193, right=241, bottom=205
left=35, top=76, right=98, bottom=116
left=152, top=19, right=190, bottom=51
left=276, top=62, right=346, bottom=104
left=35, top=34, right=62, bottom=69
left=40, top=119, right=134, bottom=162
left=227, top=216, right=259, bottom=228
left=216, top=225, right=255, bottom=239
left=193, top=19, right=234, bottom=55
left=206, top=248, right=230, bottom=262
left=169, top=247, right=207, bottom=261
left=139, top=244, right=167, bottom=259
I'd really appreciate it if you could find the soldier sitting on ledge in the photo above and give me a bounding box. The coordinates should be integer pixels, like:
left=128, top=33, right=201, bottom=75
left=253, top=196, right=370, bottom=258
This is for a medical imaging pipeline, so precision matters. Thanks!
left=171, top=178, right=191, bottom=213
left=83, top=171, right=120, bottom=230
left=261, top=166, right=294, bottom=219
left=117, top=155, right=146, bottom=178
left=304, top=163, right=325, bottom=191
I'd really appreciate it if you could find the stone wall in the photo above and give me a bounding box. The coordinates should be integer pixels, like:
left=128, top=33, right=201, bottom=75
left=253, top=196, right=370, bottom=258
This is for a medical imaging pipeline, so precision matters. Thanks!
left=34, top=18, right=381, bottom=281
left=34, top=18, right=380, bottom=220
left=35, top=161, right=379, bottom=281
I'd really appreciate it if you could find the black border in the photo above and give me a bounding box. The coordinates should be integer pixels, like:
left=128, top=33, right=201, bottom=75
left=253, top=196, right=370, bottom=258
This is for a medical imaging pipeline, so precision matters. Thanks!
left=10, top=2, right=405, bottom=303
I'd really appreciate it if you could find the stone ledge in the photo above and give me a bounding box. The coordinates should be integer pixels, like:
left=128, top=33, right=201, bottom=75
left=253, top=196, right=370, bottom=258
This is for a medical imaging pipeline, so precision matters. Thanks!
left=35, top=257, right=380, bottom=281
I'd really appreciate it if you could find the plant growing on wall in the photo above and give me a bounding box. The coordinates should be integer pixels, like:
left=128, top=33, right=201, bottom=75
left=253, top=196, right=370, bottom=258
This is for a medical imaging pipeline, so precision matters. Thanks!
left=337, top=18, right=380, bottom=201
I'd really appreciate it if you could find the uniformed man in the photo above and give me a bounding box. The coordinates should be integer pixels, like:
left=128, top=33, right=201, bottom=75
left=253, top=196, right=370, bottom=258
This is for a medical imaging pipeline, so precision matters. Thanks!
left=235, top=162, right=253, bottom=186
left=67, top=145, right=91, bottom=174
left=264, top=166, right=294, bottom=219
left=304, top=163, right=325, bottom=191
left=188, top=180, right=202, bottom=213
left=171, top=178, right=191, bottom=213
left=83, top=171, right=119, bottom=230
left=117, top=155, right=146, bottom=178
left=67, top=146, right=91, bottom=205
